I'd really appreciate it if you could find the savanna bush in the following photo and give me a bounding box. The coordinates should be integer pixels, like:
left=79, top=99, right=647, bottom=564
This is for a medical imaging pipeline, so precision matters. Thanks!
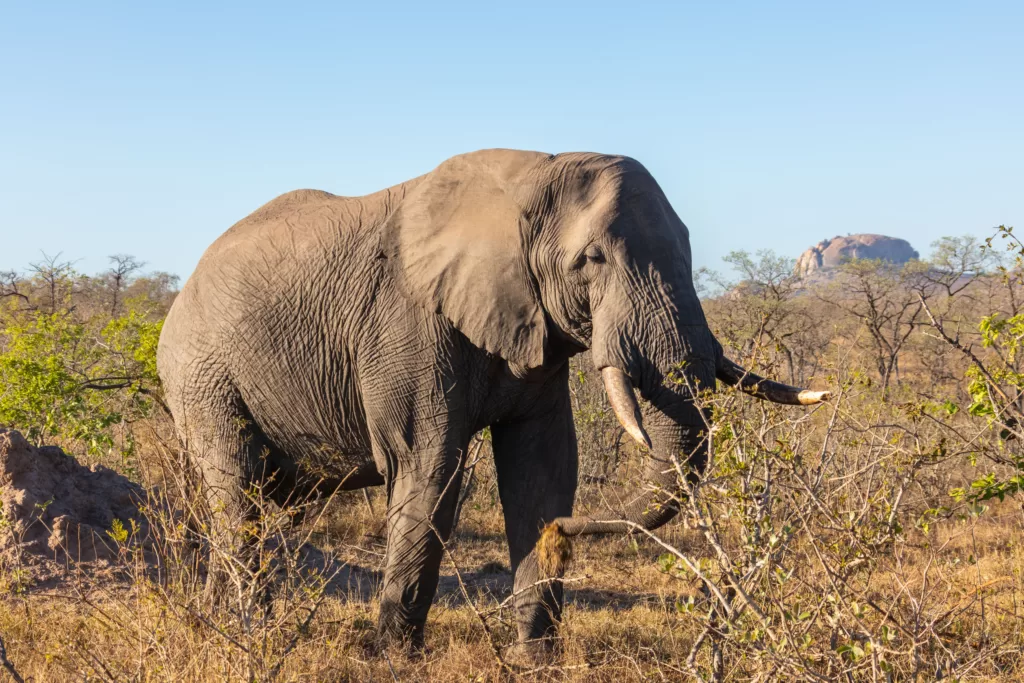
left=0, top=256, right=174, bottom=468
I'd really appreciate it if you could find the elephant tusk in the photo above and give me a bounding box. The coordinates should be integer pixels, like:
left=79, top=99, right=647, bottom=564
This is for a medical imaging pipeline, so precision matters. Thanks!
left=795, top=389, right=832, bottom=405
left=716, top=356, right=832, bottom=405
left=601, top=366, right=653, bottom=449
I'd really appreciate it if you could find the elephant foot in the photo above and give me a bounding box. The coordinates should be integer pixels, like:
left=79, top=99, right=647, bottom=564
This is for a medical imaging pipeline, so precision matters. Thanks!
left=504, top=637, right=560, bottom=668
left=376, top=604, right=426, bottom=655
left=366, top=635, right=426, bottom=663
left=372, top=631, right=425, bottom=657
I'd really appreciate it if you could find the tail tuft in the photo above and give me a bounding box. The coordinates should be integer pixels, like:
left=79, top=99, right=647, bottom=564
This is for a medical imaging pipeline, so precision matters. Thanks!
left=537, top=522, right=573, bottom=577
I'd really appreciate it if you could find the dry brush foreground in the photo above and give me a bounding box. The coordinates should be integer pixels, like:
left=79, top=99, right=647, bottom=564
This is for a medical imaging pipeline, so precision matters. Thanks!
left=2, top=361, right=1023, bottom=682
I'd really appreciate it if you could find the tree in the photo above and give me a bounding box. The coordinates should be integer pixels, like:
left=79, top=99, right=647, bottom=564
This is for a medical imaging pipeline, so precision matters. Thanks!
left=27, top=252, right=76, bottom=315
left=817, top=258, right=931, bottom=392
left=105, top=254, right=145, bottom=316
left=918, top=226, right=1024, bottom=502
left=0, top=271, right=29, bottom=308
left=0, top=255, right=170, bottom=466
left=704, top=249, right=829, bottom=385
left=928, top=235, right=995, bottom=295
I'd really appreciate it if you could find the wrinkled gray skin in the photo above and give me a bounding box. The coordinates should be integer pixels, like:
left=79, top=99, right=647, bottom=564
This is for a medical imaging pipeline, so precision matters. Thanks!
left=158, top=149, right=820, bottom=658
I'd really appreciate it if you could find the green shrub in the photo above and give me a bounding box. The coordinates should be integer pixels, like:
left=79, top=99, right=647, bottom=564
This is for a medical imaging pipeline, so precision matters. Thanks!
left=0, top=257, right=172, bottom=466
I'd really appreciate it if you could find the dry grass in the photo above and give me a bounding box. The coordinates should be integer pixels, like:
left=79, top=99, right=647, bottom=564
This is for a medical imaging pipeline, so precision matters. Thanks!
left=2, top=505, right=1022, bottom=681
left=3, top=394, right=1023, bottom=682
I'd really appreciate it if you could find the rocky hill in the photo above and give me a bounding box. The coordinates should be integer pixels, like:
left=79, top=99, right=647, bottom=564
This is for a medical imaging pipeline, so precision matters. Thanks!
left=795, top=234, right=919, bottom=278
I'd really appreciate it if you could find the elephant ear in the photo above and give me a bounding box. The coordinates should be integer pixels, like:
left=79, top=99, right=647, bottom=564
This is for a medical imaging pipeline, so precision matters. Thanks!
left=382, top=153, right=547, bottom=374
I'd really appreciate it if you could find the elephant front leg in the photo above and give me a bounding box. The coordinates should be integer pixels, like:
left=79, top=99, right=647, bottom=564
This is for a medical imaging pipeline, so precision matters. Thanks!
left=492, top=371, right=578, bottom=662
left=377, top=455, right=464, bottom=649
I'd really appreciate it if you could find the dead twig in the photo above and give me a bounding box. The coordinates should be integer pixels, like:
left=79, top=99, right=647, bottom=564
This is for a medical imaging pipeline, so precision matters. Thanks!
left=0, top=634, right=25, bottom=683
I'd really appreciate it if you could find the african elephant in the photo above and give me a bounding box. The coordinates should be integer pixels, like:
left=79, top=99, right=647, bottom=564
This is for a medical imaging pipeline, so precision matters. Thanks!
left=156, top=149, right=828, bottom=659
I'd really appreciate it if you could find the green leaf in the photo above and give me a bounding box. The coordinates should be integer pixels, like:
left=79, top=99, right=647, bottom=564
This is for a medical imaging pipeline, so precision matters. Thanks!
left=106, top=518, right=129, bottom=544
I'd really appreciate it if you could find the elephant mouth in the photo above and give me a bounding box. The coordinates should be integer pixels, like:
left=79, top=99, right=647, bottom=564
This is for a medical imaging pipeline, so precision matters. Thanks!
left=599, top=357, right=831, bottom=449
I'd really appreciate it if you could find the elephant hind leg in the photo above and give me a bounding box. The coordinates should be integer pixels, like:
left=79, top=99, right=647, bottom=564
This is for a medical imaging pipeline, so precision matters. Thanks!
left=172, top=378, right=278, bottom=602
left=177, top=397, right=270, bottom=517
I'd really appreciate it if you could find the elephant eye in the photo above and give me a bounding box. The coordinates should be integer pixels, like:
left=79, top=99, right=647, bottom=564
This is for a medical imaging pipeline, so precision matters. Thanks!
left=584, top=244, right=605, bottom=264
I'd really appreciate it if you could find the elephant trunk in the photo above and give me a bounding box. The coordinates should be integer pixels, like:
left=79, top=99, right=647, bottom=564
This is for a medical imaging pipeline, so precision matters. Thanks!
left=544, top=377, right=702, bottom=540
left=534, top=352, right=830, bottom=575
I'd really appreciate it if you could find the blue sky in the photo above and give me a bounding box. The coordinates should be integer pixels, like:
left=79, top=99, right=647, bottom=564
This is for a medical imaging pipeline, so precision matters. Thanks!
left=2, top=1, right=1021, bottom=280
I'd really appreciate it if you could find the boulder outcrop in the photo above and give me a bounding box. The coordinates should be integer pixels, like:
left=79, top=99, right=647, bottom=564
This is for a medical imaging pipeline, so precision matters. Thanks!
left=796, top=234, right=919, bottom=278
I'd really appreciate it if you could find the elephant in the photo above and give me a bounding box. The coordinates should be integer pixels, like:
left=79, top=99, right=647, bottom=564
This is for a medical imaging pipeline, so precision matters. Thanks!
left=156, top=148, right=828, bottom=660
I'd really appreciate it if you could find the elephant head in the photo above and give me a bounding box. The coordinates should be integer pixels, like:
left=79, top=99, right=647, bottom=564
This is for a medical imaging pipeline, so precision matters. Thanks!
left=384, top=149, right=829, bottom=544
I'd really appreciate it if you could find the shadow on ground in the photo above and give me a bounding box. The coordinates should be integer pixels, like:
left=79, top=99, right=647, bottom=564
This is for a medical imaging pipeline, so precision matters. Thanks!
left=300, top=542, right=676, bottom=613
